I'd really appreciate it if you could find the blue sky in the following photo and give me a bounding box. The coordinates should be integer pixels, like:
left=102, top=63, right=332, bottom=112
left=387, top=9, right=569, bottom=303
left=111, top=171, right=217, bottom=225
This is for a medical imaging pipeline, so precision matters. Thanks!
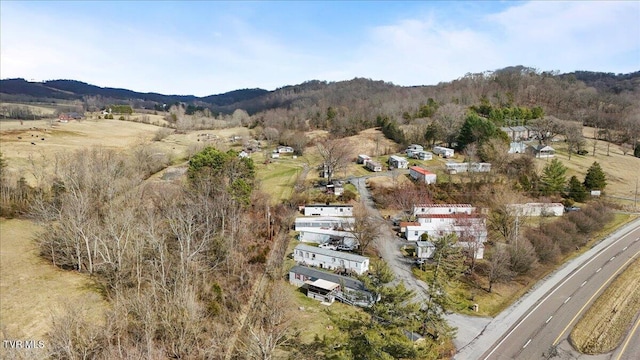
left=2, top=1, right=639, bottom=96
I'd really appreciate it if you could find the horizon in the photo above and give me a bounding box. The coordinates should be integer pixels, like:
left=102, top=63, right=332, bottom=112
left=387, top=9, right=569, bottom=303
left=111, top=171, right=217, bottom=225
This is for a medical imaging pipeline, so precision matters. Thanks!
left=1, top=1, right=639, bottom=97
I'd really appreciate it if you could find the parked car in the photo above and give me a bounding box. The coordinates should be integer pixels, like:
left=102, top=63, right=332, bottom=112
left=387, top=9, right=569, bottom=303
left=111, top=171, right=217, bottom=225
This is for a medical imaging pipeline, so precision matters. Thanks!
left=415, top=258, right=426, bottom=265
left=565, top=206, right=580, bottom=212
left=337, top=244, right=354, bottom=251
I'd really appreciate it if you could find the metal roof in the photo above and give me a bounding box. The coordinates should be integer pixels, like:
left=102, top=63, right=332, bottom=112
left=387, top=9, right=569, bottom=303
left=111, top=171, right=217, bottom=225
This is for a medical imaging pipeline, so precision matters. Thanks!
left=295, top=244, right=369, bottom=263
left=290, top=265, right=367, bottom=291
left=410, top=166, right=435, bottom=175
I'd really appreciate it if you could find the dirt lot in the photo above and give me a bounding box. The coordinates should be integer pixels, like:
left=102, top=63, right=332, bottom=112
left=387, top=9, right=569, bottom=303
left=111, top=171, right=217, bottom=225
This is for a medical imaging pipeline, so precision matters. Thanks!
left=0, top=219, right=106, bottom=348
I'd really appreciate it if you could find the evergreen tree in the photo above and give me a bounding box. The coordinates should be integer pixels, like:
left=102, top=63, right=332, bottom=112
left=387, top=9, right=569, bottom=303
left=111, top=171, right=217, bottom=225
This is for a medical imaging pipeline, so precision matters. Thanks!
left=566, top=175, right=587, bottom=202
left=583, top=162, right=607, bottom=191
left=540, top=158, right=568, bottom=196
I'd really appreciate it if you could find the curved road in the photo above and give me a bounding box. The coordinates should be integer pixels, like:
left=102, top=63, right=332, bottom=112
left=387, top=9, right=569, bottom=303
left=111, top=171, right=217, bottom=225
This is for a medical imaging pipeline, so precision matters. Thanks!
left=458, top=219, right=640, bottom=360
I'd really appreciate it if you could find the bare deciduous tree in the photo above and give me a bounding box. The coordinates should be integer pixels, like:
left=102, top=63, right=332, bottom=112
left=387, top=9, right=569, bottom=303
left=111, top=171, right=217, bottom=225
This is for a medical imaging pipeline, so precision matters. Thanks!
left=563, top=121, right=584, bottom=160
left=316, top=138, right=351, bottom=183
left=433, top=103, right=466, bottom=147
left=485, top=246, right=514, bottom=293
left=244, top=282, right=295, bottom=360
left=531, top=116, right=564, bottom=145
left=345, top=202, right=380, bottom=255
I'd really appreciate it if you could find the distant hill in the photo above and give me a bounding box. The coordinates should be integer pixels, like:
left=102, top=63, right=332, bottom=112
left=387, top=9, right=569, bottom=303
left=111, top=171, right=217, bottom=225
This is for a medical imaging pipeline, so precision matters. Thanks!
left=0, top=78, right=269, bottom=113
left=560, top=71, right=640, bottom=94
left=2, top=68, right=638, bottom=117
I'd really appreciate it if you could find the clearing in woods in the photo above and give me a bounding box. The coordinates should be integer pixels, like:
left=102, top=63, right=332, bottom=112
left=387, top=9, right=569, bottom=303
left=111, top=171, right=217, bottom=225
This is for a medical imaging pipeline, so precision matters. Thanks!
left=0, top=219, right=106, bottom=352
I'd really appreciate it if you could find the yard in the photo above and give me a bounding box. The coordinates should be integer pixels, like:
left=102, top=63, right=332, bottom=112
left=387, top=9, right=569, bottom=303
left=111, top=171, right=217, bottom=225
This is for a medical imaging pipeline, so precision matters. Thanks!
left=0, top=219, right=106, bottom=356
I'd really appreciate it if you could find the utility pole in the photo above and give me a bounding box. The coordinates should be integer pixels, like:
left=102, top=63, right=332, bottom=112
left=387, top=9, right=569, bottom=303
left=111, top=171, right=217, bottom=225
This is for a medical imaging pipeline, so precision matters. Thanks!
left=635, top=178, right=638, bottom=211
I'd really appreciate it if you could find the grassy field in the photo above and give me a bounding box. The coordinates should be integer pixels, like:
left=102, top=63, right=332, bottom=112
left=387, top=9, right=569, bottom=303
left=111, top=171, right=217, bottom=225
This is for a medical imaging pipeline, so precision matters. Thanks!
left=0, top=219, right=106, bottom=348
left=535, top=129, right=640, bottom=206
left=1, top=102, right=59, bottom=116
left=570, top=257, right=640, bottom=354
left=256, top=156, right=306, bottom=203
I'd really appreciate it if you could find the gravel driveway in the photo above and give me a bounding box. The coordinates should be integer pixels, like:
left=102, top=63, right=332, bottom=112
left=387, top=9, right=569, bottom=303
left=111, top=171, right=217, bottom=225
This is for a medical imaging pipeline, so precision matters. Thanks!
left=350, top=176, right=490, bottom=350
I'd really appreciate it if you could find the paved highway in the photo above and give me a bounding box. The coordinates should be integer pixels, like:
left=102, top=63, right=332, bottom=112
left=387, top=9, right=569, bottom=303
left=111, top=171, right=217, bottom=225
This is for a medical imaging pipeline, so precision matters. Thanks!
left=483, top=223, right=640, bottom=359
left=456, top=219, right=640, bottom=359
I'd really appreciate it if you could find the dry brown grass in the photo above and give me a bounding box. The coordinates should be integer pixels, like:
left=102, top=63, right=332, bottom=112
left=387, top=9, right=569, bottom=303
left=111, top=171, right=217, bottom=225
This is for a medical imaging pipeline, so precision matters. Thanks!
left=534, top=127, right=640, bottom=204
left=0, top=219, right=106, bottom=341
left=570, top=257, right=640, bottom=354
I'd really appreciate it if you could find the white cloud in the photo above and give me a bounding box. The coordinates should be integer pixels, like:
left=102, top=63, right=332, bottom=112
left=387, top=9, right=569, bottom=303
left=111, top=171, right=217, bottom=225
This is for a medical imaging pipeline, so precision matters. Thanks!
left=2, top=1, right=638, bottom=96
left=345, top=1, right=639, bottom=88
left=486, top=1, right=640, bottom=72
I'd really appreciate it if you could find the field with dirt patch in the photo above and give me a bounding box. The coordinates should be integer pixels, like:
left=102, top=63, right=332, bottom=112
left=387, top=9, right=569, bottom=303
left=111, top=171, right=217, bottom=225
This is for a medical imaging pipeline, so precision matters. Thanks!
left=0, top=219, right=106, bottom=355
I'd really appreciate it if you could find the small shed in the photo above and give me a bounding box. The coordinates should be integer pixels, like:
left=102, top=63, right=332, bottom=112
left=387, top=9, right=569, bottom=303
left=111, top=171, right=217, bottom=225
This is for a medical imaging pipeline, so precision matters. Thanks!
left=416, top=241, right=435, bottom=259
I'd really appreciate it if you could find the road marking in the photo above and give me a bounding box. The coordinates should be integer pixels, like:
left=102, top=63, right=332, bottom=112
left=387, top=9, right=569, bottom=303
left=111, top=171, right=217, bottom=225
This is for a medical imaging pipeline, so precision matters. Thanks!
left=616, top=315, right=640, bottom=360
left=546, top=316, right=553, bottom=324
left=580, top=281, right=587, bottom=287
left=483, top=230, right=640, bottom=360
left=610, top=256, right=616, bottom=261
left=623, top=246, right=628, bottom=251
left=523, top=339, right=532, bottom=348
left=596, top=267, right=602, bottom=273
left=553, top=249, right=640, bottom=346
left=564, top=297, right=571, bottom=304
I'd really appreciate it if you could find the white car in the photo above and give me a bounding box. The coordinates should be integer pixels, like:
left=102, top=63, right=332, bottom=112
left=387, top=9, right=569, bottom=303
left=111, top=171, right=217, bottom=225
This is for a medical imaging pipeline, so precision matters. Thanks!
left=319, top=243, right=338, bottom=250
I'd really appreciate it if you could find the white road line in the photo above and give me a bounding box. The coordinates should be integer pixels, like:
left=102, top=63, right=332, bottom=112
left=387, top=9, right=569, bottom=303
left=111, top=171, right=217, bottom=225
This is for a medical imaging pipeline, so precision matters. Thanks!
left=596, top=267, right=602, bottom=273
left=481, top=228, right=639, bottom=360
left=564, top=297, right=571, bottom=304
left=546, top=316, right=553, bottom=324
left=623, top=246, right=628, bottom=251
left=523, top=339, right=532, bottom=348
left=610, top=256, right=616, bottom=261
left=581, top=281, right=587, bottom=287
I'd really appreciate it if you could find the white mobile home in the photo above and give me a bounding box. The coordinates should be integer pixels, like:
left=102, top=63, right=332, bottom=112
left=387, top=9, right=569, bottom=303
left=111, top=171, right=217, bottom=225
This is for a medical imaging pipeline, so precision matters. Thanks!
left=357, top=154, right=371, bottom=164
left=303, top=204, right=353, bottom=217
left=289, top=265, right=374, bottom=307
left=433, top=146, right=455, bottom=158
left=528, top=145, right=555, bottom=158
left=297, top=228, right=357, bottom=247
left=388, top=155, right=409, bottom=169
left=294, top=216, right=355, bottom=231
left=277, top=146, right=294, bottom=153
left=445, top=162, right=492, bottom=174
left=293, top=244, right=370, bottom=275
left=506, top=203, right=564, bottom=217
left=414, top=151, right=433, bottom=160
left=409, top=166, right=437, bottom=184
left=413, top=204, right=475, bottom=216
left=405, top=144, right=424, bottom=158
left=366, top=160, right=383, bottom=172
